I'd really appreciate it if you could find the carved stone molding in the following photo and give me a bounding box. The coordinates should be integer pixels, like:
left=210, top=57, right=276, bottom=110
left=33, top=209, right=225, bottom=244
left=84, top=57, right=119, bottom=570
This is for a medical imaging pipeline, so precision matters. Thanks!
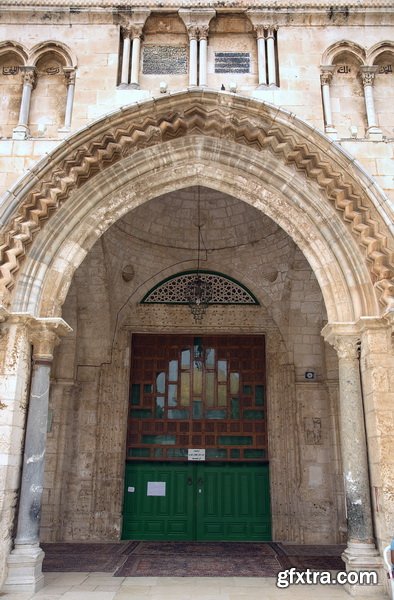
left=0, top=92, right=393, bottom=311
left=359, top=65, right=379, bottom=86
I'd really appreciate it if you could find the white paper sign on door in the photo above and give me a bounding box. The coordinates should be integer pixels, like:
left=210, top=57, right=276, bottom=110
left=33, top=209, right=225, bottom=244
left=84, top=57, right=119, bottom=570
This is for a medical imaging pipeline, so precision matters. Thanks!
left=188, top=449, right=206, bottom=461
left=147, top=481, right=166, bottom=496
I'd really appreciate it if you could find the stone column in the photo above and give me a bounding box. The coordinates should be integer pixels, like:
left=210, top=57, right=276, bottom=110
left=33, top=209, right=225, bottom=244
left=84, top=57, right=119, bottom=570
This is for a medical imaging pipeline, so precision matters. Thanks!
left=255, top=26, right=267, bottom=87
left=187, top=26, right=199, bottom=87
left=130, top=25, right=143, bottom=89
left=12, top=67, right=36, bottom=140
left=320, top=66, right=338, bottom=139
left=322, top=324, right=381, bottom=595
left=199, top=25, right=209, bottom=87
left=179, top=9, right=215, bottom=88
left=3, top=318, right=71, bottom=594
left=358, top=316, right=394, bottom=557
left=0, top=311, right=31, bottom=588
left=120, top=27, right=132, bottom=85
left=266, top=27, right=277, bottom=86
left=60, top=68, right=76, bottom=131
left=360, top=66, right=383, bottom=141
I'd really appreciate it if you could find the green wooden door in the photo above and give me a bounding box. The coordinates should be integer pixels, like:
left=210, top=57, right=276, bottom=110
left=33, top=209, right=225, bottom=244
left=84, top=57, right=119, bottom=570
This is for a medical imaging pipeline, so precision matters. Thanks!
left=195, top=462, right=271, bottom=541
left=122, top=462, right=271, bottom=541
left=123, top=462, right=194, bottom=540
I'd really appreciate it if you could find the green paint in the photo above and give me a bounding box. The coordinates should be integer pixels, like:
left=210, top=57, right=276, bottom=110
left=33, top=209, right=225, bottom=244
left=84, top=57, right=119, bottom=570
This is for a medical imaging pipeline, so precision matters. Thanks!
left=122, top=462, right=271, bottom=541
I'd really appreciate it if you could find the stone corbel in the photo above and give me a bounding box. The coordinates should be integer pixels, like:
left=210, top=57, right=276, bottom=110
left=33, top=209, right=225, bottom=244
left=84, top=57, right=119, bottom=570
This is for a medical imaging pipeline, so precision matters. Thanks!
left=178, top=8, right=216, bottom=32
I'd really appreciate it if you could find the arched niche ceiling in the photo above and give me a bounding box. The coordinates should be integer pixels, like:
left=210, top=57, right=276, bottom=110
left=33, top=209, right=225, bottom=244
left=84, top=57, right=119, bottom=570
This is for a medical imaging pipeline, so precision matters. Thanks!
left=0, top=90, right=392, bottom=321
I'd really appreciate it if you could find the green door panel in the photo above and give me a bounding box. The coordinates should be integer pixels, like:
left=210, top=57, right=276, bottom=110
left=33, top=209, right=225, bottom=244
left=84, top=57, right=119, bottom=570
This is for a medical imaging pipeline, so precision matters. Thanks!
left=122, top=462, right=271, bottom=541
left=195, top=463, right=271, bottom=541
left=122, top=462, right=194, bottom=540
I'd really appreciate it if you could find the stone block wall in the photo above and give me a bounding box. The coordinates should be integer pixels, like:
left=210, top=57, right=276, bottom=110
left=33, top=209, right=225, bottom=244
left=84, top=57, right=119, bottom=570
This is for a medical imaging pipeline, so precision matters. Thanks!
left=0, top=8, right=392, bottom=203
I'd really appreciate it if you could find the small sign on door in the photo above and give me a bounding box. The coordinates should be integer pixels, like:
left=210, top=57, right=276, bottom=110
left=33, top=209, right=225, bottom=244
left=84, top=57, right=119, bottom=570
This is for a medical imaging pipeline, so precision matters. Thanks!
left=188, top=449, right=206, bottom=461
left=147, top=481, right=166, bottom=496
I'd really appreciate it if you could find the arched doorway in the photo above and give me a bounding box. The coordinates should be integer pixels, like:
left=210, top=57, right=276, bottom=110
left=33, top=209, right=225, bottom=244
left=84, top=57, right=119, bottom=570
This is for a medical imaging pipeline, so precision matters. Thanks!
left=0, top=90, right=392, bottom=593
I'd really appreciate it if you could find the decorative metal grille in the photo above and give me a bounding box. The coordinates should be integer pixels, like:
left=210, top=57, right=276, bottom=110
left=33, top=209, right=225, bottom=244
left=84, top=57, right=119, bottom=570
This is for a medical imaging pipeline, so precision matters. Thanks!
left=141, top=271, right=258, bottom=305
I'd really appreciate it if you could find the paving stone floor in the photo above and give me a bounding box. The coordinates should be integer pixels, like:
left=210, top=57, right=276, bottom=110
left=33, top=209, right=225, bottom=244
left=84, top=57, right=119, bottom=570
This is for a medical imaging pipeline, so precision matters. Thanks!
left=0, top=573, right=387, bottom=600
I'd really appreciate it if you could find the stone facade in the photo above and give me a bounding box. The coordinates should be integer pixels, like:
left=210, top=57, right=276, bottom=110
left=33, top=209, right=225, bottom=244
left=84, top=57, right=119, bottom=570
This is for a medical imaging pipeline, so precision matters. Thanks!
left=0, top=1, right=393, bottom=597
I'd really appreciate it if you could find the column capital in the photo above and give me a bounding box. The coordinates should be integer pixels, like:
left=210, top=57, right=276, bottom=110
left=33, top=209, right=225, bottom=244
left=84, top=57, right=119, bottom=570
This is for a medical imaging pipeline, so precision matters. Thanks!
left=266, top=25, right=278, bottom=37
left=63, top=67, right=76, bottom=85
left=359, top=65, right=379, bottom=86
left=199, top=25, right=209, bottom=41
left=28, top=317, right=72, bottom=362
left=320, top=65, right=335, bottom=85
left=333, top=335, right=360, bottom=360
left=118, top=8, right=150, bottom=37
left=186, top=25, right=199, bottom=40
left=321, top=322, right=360, bottom=356
left=20, top=66, right=36, bottom=88
left=254, top=25, right=266, bottom=39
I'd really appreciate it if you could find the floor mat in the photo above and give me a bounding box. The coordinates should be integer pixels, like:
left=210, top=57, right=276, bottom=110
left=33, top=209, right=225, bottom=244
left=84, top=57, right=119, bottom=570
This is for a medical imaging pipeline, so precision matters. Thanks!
left=41, top=541, right=346, bottom=577
left=114, top=542, right=283, bottom=577
left=41, top=542, right=138, bottom=572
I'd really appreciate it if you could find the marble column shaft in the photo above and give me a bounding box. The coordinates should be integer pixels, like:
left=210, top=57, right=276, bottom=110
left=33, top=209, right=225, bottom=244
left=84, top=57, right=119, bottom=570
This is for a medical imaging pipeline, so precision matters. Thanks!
left=130, top=32, right=142, bottom=88
left=120, top=30, right=132, bottom=85
left=15, top=361, right=52, bottom=547
left=360, top=68, right=379, bottom=130
left=199, top=30, right=208, bottom=87
left=321, top=73, right=334, bottom=128
left=188, top=28, right=198, bottom=87
left=256, top=31, right=267, bottom=86
left=63, top=70, right=76, bottom=130
left=335, top=335, right=374, bottom=544
left=17, top=68, right=36, bottom=127
left=266, top=28, right=277, bottom=86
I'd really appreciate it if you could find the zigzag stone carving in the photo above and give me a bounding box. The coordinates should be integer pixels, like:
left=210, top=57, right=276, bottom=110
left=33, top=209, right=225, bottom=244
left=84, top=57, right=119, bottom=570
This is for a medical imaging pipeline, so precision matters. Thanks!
left=0, top=91, right=393, bottom=309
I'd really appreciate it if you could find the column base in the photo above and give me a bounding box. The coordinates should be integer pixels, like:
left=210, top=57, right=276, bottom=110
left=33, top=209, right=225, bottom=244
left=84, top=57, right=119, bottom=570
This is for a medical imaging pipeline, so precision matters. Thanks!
left=366, top=127, right=383, bottom=141
left=341, top=542, right=384, bottom=596
left=12, top=125, right=30, bottom=140
left=2, top=545, right=45, bottom=593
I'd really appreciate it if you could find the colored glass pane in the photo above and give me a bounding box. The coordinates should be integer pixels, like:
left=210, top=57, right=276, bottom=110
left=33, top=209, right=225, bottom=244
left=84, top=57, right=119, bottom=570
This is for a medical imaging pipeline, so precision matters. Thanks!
left=218, top=383, right=227, bottom=406
left=168, top=384, right=177, bottom=406
left=230, top=372, right=239, bottom=394
left=205, top=372, right=215, bottom=406
left=180, top=372, right=190, bottom=406
left=168, top=360, right=178, bottom=382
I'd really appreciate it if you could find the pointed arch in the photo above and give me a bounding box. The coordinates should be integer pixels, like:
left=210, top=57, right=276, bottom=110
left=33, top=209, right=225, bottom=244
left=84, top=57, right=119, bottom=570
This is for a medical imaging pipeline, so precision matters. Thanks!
left=0, top=90, right=392, bottom=322
left=322, top=40, right=366, bottom=65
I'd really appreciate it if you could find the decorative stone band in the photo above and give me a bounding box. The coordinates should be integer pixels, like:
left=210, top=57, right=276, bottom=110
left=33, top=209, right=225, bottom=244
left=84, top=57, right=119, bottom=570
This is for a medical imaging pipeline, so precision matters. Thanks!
left=0, top=91, right=392, bottom=310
